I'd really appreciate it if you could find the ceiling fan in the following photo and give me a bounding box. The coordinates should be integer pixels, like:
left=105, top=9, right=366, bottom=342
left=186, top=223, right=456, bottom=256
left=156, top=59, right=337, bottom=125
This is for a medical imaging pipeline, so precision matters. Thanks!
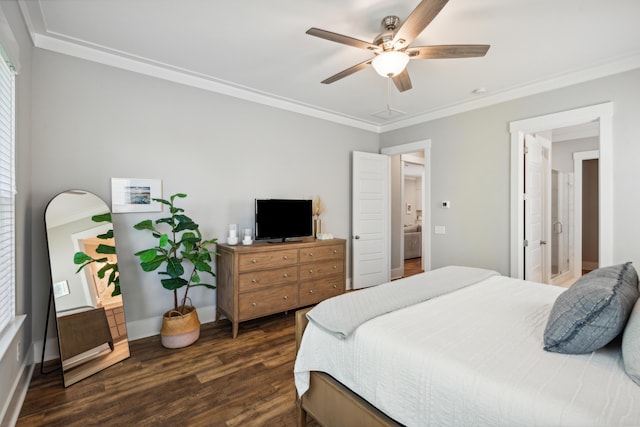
left=306, top=0, right=490, bottom=92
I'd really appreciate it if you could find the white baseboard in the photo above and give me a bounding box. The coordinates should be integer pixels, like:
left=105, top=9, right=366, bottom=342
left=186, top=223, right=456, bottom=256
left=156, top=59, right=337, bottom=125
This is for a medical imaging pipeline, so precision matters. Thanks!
left=31, top=335, right=60, bottom=364
left=390, top=267, right=403, bottom=281
left=2, top=345, right=34, bottom=427
left=126, top=304, right=218, bottom=341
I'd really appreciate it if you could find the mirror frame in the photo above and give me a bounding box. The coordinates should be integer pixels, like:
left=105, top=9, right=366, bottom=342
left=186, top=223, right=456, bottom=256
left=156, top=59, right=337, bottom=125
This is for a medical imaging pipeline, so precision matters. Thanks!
left=44, top=190, right=130, bottom=387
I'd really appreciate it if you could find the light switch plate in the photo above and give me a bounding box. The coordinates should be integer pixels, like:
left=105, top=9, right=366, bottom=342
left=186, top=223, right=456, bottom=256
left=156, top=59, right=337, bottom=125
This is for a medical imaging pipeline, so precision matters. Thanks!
left=435, top=225, right=446, bottom=234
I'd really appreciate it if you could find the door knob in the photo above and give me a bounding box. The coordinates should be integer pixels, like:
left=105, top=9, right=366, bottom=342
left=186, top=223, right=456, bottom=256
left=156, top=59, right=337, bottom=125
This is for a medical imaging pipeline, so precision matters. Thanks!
left=540, top=240, right=547, bottom=245
left=354, top=235, right=360, bottom=240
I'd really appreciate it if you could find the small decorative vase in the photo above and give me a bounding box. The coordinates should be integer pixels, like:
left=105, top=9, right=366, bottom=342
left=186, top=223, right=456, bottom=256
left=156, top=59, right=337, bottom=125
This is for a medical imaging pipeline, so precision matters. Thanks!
left=160, top=305, right=200, bottom=348
left=313, top=218, right=322, bottom=238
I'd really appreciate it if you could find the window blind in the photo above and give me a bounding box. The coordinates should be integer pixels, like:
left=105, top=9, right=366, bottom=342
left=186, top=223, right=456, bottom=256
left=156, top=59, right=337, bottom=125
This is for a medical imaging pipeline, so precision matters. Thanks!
left=0, top=47, right=15, bottom=334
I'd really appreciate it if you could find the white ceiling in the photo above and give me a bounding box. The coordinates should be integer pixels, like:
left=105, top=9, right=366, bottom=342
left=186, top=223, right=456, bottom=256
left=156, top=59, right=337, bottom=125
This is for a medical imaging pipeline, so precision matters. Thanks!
left=18, top=0, right=640, bottom=133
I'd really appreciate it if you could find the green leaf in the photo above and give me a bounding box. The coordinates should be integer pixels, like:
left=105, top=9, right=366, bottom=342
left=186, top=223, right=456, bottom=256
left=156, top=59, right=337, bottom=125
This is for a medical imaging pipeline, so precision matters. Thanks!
left=97, top=230, right=114, bottom=239
left=192, top=271, right=201, bottom=284
left=166, top=257, right=184, bottom=278
left=97, top=263, right=113, bottom=279
left=135, top=248, right=158, bottom=262
left=171, top=193, right=187, bottom=201
left=134, top=220, right=156, bottom=231
left=159, top=233, right=169, bottom=248
left=161, top=277, right=188, bottom=290
left=96, top=243, right=116, bottom=255
left=153, top=198, right=171, bottom=206
left=91, top=212, right=112, bottom=223
left=195, top=260, right=212, bottom=273
left=73, top=252, right=93, bottom=265
left=140, top=257, right=164, bottom=272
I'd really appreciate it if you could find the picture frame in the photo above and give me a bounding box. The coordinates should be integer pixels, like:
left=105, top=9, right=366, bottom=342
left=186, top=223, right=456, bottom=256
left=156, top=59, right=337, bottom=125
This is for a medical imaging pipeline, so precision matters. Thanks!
left=53, top=280, right=70, bottom=298
left=111, top=178, right=162, bottom=213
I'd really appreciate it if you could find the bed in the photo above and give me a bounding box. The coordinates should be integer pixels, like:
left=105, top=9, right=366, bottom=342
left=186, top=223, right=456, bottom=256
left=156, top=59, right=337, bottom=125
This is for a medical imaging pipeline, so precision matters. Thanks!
left=294, top=265, right=640, bottom=427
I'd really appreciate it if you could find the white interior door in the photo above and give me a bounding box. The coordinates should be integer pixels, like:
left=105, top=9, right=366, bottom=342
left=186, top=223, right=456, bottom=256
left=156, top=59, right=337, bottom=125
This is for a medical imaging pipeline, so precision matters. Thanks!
left=352, top=151, right=390, bottom=289
left=524, top=134, right=544, bottom=282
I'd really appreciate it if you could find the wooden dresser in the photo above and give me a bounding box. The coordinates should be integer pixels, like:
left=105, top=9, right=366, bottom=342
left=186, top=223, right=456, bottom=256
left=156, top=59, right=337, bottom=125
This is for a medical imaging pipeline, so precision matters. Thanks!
left=216, top=238, right=346, bottom=338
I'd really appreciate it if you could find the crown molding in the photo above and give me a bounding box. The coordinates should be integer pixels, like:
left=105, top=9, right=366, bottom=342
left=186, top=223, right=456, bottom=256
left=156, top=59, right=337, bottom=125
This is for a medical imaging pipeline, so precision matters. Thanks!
left=18, top=0, right=640, bottom=134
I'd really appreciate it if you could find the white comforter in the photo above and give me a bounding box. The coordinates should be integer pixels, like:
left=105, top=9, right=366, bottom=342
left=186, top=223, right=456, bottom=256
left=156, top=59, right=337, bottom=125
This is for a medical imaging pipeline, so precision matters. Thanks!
left=294, top=275, right=640, bottom=427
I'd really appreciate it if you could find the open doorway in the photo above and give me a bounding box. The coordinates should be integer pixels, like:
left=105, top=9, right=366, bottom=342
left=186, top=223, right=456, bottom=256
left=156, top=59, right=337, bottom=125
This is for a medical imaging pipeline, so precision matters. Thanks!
left=549, top=126, right=600, bottom=287
left=509, top=103, right=613, bottom=282
left=397, top=153, right=424, bottom=279
left=381, top=140, right=431, bottom=280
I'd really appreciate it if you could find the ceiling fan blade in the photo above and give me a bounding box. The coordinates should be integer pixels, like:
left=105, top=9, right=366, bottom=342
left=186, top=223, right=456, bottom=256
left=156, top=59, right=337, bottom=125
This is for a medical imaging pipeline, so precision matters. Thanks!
left=391, top=0, right=449, bottom=48
left=407, top=44, right=490, bottom=59
left=321, top=58, right=373, bottom=84
left=392, top=69, right=412, bottom=92
left=306, top=28, right=381, bottom=52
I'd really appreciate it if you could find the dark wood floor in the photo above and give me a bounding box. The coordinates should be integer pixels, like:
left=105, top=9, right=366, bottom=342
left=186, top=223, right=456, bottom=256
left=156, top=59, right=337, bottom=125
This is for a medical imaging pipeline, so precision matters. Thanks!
left=18, top=263, right=425, bottom=426
left=404, top=257, right=423, bottom=277
left=17, top=313, right=319, bottom=427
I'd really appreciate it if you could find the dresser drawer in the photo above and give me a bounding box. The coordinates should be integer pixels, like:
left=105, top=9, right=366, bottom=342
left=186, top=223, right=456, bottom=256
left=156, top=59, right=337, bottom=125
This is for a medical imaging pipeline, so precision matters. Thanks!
left=299, top=243, right=344, bottom=263
left=300, top=259, right=344, bottom=281
left=238, top=266, right=298, bottom=293
left=238, top=249, right=298, bottom=272
left=299, top=276, right=345, bottom=306
left=239, top=284, right=298, bottom=320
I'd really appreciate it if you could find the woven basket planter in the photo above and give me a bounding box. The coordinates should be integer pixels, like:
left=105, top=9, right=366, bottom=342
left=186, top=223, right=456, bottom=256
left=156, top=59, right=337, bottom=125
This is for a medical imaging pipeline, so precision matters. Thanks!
left=160, top=305, right=200, bottom=348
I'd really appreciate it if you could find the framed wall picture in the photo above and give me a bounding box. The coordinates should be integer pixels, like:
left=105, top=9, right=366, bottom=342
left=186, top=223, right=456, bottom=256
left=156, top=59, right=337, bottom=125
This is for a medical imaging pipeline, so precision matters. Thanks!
left=53, top=280, right=70, bottom=298
left=111, top=178, right=162, bottom=213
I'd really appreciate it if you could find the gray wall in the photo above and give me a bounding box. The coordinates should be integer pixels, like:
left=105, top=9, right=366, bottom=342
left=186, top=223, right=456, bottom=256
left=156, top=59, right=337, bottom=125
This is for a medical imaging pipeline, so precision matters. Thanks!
left=30, top=49, right=379, bottom=344
left=380, top=68, right=640, bottom=274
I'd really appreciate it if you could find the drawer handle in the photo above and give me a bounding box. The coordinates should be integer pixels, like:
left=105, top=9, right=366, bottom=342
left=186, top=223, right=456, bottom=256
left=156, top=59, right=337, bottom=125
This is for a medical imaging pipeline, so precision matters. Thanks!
left=252, top=259, right=257, bottom=264
left=283, top=255, right=288, bottom=260
left=283, top=295, right=289, bottom=300
left=283, top=273, right=288, bottom=278
left=332, top=265, right=337, bottom=270
left=252, top=279, right=257, bottom=283
left=309, top=289, right=314, bottom=294
left=309, top=252, right=313, bottom=257
left=333, top=249, right=337, bottom=254
left=332, top=284, right=337, bottom=289
left=252, top=302, right=257, bottom=307
left=309, top=269, right=313, bottom=274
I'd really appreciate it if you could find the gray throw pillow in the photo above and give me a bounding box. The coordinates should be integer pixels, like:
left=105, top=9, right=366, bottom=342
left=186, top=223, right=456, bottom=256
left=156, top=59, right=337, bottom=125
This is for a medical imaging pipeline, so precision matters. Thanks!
left=543, top=262, right=639, bottom=354
left=622, top=298, right=640, bottom=385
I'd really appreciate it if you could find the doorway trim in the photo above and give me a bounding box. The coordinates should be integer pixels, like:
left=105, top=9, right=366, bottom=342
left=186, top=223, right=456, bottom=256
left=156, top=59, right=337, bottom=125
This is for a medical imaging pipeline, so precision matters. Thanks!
left=509, top=102, right=613, bottom=279
left=382, top=140, right=432, bottom=273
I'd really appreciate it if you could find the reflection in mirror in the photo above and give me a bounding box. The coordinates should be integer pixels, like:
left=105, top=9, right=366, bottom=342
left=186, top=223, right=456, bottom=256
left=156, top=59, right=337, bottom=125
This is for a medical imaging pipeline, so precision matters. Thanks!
left=45, top=190, right=130, bottom=387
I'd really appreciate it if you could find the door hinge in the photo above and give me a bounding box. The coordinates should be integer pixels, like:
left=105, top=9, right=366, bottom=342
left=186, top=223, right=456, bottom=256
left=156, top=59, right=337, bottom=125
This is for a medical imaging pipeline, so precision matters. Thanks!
left=524, top=145, right=529, bottom=155
left=523, top=239, right=529, bottom=248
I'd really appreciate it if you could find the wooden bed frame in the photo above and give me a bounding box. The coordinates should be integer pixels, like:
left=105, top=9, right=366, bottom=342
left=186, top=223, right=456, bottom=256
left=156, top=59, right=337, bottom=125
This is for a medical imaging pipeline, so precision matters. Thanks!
left=295, top=308, right=402, bottom=427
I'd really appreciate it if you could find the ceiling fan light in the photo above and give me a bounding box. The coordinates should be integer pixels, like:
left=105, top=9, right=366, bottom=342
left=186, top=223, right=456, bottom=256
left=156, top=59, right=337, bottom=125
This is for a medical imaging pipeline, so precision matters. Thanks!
left=372, top=51, right=410, bottom=78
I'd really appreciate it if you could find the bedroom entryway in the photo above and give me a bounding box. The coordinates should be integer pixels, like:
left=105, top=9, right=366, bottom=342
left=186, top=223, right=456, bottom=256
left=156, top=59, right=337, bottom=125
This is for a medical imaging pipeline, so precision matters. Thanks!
left=351, top=140, right=431, bottom=289
left=381, top=140, right=431, bottom=280
left=510, top=103, right=613, bottom=284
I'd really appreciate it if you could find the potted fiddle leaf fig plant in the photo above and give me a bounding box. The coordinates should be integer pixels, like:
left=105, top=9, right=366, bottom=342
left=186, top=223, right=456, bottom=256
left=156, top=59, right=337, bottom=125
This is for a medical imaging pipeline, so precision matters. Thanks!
left=133, top=193, right=218, bottom=348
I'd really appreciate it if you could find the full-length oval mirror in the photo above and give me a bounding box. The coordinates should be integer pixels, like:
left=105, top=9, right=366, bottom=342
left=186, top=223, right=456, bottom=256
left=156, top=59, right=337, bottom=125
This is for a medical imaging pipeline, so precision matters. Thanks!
left=45, top=190, right=130, bottom=387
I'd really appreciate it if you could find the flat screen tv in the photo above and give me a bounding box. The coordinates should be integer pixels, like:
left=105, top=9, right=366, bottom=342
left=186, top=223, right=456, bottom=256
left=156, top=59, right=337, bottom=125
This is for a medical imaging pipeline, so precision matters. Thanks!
left=255, top=199, right=312, bottom=242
